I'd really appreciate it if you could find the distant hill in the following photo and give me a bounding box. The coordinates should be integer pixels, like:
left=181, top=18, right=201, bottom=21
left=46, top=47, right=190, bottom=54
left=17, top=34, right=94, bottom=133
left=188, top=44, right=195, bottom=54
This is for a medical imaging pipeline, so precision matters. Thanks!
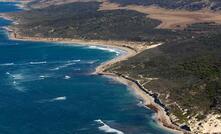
left=30, top=0, right=221, bottom=11
left=109, top=0, right=221, bottom=11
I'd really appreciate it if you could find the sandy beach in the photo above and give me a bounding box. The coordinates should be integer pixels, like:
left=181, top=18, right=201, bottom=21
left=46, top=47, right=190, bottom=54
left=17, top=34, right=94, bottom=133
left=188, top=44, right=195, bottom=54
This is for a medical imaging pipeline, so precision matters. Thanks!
left=1, top=0, right=221, bottom=132
left=93, top=42, right=185, bottom=134
left=0, top=2, right=185, bottom=133
left=1, top=24, right=186, bottom=133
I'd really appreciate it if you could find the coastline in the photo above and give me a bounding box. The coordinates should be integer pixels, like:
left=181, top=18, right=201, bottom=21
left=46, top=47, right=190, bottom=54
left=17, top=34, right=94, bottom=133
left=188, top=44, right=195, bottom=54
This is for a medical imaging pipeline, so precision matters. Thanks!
left=1, top=1, right=221, bottom=133
left=93, top=43, right=185, bottom=134
left=0, top=2, right=184, bottom=132
left=5, top=27, right=185, bottom=133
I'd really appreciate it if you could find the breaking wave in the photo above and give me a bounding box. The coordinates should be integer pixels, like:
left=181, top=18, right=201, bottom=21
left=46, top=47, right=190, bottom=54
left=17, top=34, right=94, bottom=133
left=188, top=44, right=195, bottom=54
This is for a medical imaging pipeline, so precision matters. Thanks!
left=64, top=75, right=71, bottom=79
left=11, top=73, right=24, bottom=80
left=88, top=46, right=121, bottom=55
left=137, top=101, right=145, bottom=107
left=69, top=59, right=81, bottom=62
left=38, top=96, right=67, bottom=103
left=12, top=82, right=26, bottom=92
left=85, top=60, right=99, bottom=64
left=5, top=72, right=27, bottom=92
left=49, top=59, right=80, bottom=71
left=39, top=75, right=51, bottom=80
left=0, top=61, right=47, bottom=66
left=0, top=59, right=81, bottom=69
left=29, top=61, right=47, bottom=65
left=50, top=62, right=76, bottom=71
left=0, top=63, right=14, bottom=66
left=95, top=119, right=124, bottom=134
left=49, top=96, right=67, bottom=102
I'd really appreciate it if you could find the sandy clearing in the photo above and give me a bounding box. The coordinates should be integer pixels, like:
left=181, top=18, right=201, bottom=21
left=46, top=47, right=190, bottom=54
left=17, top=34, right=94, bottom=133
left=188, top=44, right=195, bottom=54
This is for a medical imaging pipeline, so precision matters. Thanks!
left=99, top=0, right=221, bottom=29
left=14, top=0, right=221, bottom=29
left=30, top=0, right=98, bottom=8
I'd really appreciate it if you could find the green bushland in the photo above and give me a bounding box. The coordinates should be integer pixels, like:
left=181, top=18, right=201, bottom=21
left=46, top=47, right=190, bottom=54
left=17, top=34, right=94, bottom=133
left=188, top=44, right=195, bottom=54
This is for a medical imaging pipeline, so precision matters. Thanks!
left=11, top=1, right=221, bottom=125
left=109, top=26, right=221, bottom=123
left=11, top=2, right=186, bottom=42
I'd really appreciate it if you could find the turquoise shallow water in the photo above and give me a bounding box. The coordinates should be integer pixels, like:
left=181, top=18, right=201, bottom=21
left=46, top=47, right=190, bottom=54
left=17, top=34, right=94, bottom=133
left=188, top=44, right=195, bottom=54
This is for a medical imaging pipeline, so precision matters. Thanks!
left=0, top=2, right=172, bottom=134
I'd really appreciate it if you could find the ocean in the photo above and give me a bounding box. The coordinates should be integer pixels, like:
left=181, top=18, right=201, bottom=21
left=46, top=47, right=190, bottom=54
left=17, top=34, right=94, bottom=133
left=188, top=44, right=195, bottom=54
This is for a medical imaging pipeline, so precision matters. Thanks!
left=0, top=2, right=172, bottom=134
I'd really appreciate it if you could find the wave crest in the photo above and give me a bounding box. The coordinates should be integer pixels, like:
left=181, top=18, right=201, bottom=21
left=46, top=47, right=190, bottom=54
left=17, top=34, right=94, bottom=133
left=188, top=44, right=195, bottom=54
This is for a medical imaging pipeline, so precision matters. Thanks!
left=64, top=75, right=71, bottom=79
left=49, top=96, right=67, bottom=102
left=88, top=46, right=122, bottom=55
left=0, top=63, right=15, bottom=66
left=95, top=119, right=124, bottom=134
left=29, top=61, right=47, bottom=65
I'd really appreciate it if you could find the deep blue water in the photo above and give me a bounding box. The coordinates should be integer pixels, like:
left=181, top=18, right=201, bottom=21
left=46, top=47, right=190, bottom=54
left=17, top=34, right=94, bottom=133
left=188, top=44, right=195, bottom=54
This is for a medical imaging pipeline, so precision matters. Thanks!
left=0, top=2, right=172, bottom=134
left=0, top=2, right=22, bottom=13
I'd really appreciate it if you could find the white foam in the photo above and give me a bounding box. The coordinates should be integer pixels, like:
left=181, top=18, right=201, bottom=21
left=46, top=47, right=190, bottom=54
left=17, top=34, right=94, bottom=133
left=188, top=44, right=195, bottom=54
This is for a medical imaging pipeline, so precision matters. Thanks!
left=49, top=96, right=67, bottom=102
left=6, top=72, right=10, bottom=75
left=39, top=75, right=48, bottom=80
left=88, top=46, right=121, bottom=55
left=39, top=75, right=45, bottom=78
left=50, top=62, right=76, bottom=71
left=14, top=85, right=26, bottom=92
left=68, top=59, right=81, bottom=62
left=5, top=72, right=26, bottom=92
left=0, top=63, right=14, bottom=66
left=64, top=75, right=71, bottom=79
left=13, top=81, right=16, bottom=84
left=12, top=81, right=26, bottom=92
left=95, top=119, right=124, bottom=134
left=37, top=96, right=67, bottom=103
left=61, top=63, right=76, bottom=68
left=9, top=74, right=26, bottom=91
left=47, top=59, right=80, bottom=71
left=29, top=61, right=47, bottom=65
left=50, top=67, right=60, bottom=71
left=137, top=101, right=145, bottom=107
left=1, top=60, right=79, bottom=67
left=86, top=60, right=99, bottom=64
left=12, top=74, right=24, bottom=80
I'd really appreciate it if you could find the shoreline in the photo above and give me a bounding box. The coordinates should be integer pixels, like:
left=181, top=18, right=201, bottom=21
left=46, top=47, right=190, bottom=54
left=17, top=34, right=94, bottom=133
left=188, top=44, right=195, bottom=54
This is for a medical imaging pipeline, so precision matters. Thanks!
left=93, top=42, right=185, bottom=134
left=6, top=28, right=185, bottom=134
left=0, top=2, right=184, bottom=133
left=1, top=1, right=221, bottom=133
